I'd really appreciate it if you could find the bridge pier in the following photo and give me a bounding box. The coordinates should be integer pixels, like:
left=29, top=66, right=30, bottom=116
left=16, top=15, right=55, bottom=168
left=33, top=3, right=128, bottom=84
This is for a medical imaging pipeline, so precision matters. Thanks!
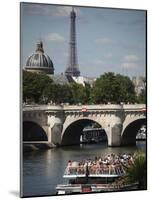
left=47, top=115, right=63, bottom=146
left=107, top=114, right=123, bottom=147
left=107, top=124, right=122, bottom=146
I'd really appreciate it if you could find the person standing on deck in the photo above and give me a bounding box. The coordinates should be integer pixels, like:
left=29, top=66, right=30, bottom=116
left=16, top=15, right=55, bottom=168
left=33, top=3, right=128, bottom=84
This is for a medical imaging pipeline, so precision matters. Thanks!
left=85, top=162, right=89, bottom=183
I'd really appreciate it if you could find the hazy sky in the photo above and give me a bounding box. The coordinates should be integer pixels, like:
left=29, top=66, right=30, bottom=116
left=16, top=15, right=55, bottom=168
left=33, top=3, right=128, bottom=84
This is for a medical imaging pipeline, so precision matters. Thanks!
left=21, top=3, right=146, bottom=78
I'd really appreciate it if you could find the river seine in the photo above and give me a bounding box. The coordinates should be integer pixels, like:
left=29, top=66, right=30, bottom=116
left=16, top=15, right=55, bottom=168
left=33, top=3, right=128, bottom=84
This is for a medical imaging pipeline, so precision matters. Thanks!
left=23, top=141, right=146, bottom=197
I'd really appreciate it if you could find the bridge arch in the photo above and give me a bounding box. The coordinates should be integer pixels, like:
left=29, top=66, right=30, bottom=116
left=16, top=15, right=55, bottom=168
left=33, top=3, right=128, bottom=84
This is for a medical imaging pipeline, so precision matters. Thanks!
left=121, top=118, right=146, bottom=146
left=61, top=118, right=108, bottom=146
left=23, top=121, right=48, bottom=141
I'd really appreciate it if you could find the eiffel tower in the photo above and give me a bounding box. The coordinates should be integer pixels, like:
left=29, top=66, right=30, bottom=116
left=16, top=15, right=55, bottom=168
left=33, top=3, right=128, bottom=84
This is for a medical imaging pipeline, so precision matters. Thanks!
left=65, top=7, right=80, bottom=77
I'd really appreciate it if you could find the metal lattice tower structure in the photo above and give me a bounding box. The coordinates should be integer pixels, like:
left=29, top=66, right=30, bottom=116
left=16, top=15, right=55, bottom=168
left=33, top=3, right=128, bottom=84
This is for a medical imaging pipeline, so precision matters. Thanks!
left=65, top=7, right=80, bottom=77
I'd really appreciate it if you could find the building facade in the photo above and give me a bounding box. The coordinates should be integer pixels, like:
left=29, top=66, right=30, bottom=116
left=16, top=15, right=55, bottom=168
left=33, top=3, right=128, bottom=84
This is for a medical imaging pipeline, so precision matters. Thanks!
left=132, top=76, right=146, bottom=96
left=25, top=41, right=54, bottom=75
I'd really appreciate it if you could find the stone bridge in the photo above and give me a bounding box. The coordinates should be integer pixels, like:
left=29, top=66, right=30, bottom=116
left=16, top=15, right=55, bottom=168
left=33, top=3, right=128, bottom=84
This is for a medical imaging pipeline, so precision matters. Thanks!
left=23, top=104, right=146, bottom=147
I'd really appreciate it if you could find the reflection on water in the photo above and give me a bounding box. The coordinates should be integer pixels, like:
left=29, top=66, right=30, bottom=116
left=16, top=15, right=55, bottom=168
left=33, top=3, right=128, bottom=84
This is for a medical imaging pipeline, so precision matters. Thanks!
left=23, top=141, right=146, bottom=197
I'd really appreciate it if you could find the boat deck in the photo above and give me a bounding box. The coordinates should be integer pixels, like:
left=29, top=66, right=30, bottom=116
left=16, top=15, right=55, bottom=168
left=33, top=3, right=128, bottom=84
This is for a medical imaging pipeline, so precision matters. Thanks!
left=63, top=174, right=121, bottom=178
left=63, top=165, right=125, bottom=178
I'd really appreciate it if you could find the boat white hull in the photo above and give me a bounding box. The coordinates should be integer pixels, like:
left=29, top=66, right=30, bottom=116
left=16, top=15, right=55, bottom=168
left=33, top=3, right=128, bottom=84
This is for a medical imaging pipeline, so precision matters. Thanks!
left=56, top=183, right=138, bottom=194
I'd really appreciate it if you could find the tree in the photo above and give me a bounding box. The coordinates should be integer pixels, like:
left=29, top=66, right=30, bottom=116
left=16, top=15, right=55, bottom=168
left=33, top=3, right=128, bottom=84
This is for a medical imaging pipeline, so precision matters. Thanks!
left=137, top=88, right=146, bottom=104
left=125, top=151, right=147, bottom=189
left=91, top=72, right=136, bottom=104
left=23, top=71, right=53, bottom=103
left=49, top=84, right=72, bottom=104
left=23, top=71, right=138, bottom=105
left=69, top=83, right=88, bottom=104
left=115, top=74, right=137, bottom=103
left=85, top=83, right=92, bottom=104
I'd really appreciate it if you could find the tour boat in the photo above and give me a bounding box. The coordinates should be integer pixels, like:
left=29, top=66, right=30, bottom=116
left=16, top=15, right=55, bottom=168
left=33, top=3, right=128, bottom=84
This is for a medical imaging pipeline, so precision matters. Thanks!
left=56, top=159, right=138, bottom=195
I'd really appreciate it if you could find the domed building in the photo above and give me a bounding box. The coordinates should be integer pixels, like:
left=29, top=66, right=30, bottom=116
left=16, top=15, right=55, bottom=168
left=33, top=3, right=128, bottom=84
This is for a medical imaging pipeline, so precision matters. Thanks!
left=25, top=41, right=54, bottom=74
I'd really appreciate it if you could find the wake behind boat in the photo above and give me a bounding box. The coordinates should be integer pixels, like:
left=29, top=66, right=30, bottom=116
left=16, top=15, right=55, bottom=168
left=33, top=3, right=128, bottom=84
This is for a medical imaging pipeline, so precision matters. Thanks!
left=56, top=154, right=138, bottom=194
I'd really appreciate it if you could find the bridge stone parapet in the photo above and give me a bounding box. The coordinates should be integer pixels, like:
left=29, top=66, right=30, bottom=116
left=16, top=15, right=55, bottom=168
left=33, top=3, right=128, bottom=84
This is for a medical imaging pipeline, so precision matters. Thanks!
left=23, top=104, right=146, bottom=147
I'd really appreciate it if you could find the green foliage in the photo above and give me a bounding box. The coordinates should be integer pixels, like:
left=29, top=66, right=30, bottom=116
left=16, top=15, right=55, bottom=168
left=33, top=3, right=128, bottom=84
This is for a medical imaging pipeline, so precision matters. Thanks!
left=69, top=83, right=88, bottom=104
left=23, top=71, right=53, bottom=103
left=91, top=72, right=136, bottom=104
left=23, top=71, right=89, bottom=104
left=126, top=151, right=147, bottom=189
left=137, top=88, right=146, bottom=104
left=49, top=84, right=73, bottom=104
left=23, top=71, right=140, bottom=105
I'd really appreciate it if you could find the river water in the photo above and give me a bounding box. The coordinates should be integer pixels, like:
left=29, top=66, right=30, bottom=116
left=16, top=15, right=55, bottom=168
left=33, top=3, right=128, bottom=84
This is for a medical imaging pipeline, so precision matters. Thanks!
left=23, top=141, right=146, bottom=197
